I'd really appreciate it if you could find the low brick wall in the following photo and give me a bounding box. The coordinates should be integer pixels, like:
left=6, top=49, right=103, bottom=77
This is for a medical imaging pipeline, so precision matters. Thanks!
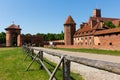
left=44, top=45, right=120, bottom=51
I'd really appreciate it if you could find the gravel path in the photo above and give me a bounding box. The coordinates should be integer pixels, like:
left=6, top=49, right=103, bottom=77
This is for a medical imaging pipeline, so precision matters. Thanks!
left=33, top=47, right=120, bottom=80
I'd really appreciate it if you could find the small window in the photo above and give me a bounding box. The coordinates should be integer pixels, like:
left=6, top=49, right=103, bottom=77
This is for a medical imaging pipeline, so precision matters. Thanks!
left=98, top=43, right=100, bottom=45
left=109, top=42, right=112, bottom=46
left=81, top=43, right=83, bottom=45
left=81, top=37, right=83, bottom=40
left=86, top=31, right=88, bottom=34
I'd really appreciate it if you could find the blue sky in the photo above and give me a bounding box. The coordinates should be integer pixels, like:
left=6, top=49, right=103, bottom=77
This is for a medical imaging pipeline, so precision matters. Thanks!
left=0, top=0, right=120, bottom=34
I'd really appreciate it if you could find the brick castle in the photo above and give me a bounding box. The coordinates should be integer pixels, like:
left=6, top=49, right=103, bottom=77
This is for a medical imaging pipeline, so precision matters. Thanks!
left=63, top=9, right=120, bottom=50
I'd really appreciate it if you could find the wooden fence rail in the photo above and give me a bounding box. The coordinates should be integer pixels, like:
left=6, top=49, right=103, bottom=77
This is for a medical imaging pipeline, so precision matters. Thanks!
left=22, top=46, right=120, bottom=80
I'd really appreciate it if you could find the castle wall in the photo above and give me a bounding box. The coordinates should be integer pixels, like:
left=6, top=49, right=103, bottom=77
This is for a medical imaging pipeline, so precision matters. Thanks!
left=65, top=29, right=120, bottom=51
left=94, top=36, right=100, bottom=45
left=95, top=33, right=120, bottom=46
left=74, top=36, right=94, bottom=46
left=73, top=33, right=120, bottom=50
left=51, top=44, right=120, bottom=51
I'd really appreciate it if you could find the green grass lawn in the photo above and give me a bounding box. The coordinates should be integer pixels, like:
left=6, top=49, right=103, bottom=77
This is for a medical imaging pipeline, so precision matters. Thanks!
left=0, top=47, right=84, bottom=80
left=55, top=48, right=120, bottom=56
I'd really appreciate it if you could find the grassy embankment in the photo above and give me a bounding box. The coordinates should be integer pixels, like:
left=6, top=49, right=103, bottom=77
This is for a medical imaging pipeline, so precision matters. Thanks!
left=55, top=48, right=120, bottom=56
left=0, top=47, right=84, bottom=80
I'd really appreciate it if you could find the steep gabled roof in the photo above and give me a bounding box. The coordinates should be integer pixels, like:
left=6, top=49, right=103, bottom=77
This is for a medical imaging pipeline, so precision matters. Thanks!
left=64, top=16, right=76, bottom=25
left=5, top=24, right=21, bottom=30
left=74, top=24, right=92, bottom=37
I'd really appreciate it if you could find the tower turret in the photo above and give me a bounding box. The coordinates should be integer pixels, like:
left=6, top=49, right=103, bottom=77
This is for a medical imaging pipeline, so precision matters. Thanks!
left=5, top=24, right=21, bottom=47
left=64, top=16, right=76, bottom=45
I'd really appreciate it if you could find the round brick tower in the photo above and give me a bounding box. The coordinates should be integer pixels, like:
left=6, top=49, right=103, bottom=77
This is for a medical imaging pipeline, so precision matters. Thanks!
left=5, top=24, right=21, bottom=47
left=64, top=16, right=76, bottom=45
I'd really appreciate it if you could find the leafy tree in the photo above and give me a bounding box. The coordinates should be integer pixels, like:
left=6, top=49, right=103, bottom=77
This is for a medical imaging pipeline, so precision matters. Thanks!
left=117, top=21, right=120, bottom=27
left=104, top=21, right=116, bottom=28
left=0, top=32, right=6, bottom=44
left=35, top=31, right=64, bottom=41
left=25, top=33, right=32, bottom=36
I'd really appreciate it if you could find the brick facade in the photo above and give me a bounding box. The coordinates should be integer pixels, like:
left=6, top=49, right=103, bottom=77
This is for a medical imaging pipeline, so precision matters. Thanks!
left=64, top=9, right=120, bottom=50
left=95, top=33, right=120, bottom=46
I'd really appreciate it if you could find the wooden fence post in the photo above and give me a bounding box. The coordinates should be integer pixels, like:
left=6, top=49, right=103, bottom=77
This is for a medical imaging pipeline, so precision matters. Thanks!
left=38, top=51, right=43, bottom=69
left=62, top=58, right=71, bottom=80
left=31, top=49, right=34, bottom=60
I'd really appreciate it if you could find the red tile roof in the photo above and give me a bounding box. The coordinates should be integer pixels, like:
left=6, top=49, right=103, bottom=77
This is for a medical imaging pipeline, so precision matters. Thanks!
left=95, top=28, right=120, bottom=35
left=74, top=25, right=92, bottom=37
left=89, top=17, right=120, bottom=22
left=74, top=16, right=120, bottom=37
left=5, top=24, right=21, bottom=30
left=64, top=16, right=76, bottom=25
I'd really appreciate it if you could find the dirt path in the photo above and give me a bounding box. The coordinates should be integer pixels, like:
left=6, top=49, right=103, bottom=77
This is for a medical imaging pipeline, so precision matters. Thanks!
left=34, top=47, right=120, bottom=63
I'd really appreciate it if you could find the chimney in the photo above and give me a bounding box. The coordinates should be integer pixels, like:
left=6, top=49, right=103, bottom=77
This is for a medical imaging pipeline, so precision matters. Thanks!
left=93, top=9, right=101, bottom=17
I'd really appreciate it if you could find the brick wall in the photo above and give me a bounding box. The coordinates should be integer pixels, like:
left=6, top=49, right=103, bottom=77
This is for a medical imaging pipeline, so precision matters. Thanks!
left=53, top=45, right=120, bottom=50
left=96, top=33, right=120, bottom=46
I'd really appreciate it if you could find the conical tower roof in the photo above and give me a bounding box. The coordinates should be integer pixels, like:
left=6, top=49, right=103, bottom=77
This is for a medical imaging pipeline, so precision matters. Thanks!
left=5, top=24, right=21, bottom=30
left=64, top=16, right=76, bottom=25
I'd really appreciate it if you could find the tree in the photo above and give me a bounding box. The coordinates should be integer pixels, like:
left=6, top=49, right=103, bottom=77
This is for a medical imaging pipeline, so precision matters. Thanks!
left=35, top=31, right=64, bottom=41
left=104, top=21, right=116, bottom=28
left=117, top=21, right=120, bottom=27
left=25, top=33, right=32, bottom=36
left=0, top=32, right=6, bottom=44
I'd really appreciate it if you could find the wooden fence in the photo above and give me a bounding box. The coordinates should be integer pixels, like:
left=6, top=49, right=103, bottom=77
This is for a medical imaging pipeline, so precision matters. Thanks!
left=22, top=46, right=120, bottom=80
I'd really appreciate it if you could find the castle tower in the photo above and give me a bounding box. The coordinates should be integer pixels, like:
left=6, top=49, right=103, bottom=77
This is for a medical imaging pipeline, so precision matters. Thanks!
left=93, top=9, right=101, bottom=17
left=64, top=16, right=76, bottom=45
left=5, top=24, right=21, bottom=47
